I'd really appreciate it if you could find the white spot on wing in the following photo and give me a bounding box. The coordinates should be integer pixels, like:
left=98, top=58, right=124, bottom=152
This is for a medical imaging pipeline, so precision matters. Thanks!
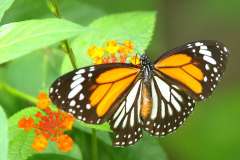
left=199, top=49, right=212, bottom=56
left=79, top=93, right=84, bottom=100
left=171, top=89, right=183, bottom=102
left=126, top=80, right=141, bottom=112
left=154, top=76, right=170, bottom=102
left=113, top=101, right=125, bottom=120
left=151, top=80, right=158, bottom=120
left=70, top=100, right=76, bottom=107
left=130, top=109, right=135, bottom=127
left=68, top=85, right=83, bottom=99
left=161, top=100, right=165, bottom=118
left=73, top=74, right=82, bottom=80
left=122, top=115, right=128, bottom=128
left=114, top=107, right=125, bottom=128
left=70, top=77, right=85, bottom=89
left=203, top=56, right=217, bottom=65
left=76, top=69, right=85, bottom=74
left=171, top=96, right=181, bottom=112
left=167, top=104, right=173, bottom=116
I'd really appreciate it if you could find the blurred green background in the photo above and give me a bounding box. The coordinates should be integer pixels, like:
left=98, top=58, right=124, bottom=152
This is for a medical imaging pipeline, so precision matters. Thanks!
left=1, top=0, right=240, bottom=160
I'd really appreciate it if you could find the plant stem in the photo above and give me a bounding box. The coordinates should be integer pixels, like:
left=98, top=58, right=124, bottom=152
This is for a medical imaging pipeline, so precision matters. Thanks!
left=47, top=0, right=77, bottom=69
left=91, top=129, right=98, bottom=160
left=62, top=40, right=77, bottom=69
left=47, top=1, right=99, bottom=160
left=0, top=83, right=37, bottom=104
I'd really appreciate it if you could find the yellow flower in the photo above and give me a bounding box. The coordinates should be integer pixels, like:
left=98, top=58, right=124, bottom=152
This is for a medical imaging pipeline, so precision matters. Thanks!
left=124, top=40, right=134, bottom=51
left=105, top=40, right=119, bottom=54
left=118, top=40, right=134, bottom=55
left=88, top=45, right=104, bottom=59
left=130, top=55, right=140, bottom=65
left=93, top=57, right=103, bottom=64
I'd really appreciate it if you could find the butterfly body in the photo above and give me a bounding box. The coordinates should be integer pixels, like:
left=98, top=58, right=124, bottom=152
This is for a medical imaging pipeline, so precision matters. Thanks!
left=49, top=40, right=229, bottom=147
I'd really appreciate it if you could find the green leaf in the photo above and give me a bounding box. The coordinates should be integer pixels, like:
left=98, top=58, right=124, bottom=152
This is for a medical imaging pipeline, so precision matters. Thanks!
left=8, top=107, right=41, bottom=160
left=0, top=105, right=8, bottom=160
left=29, top=154, right=78, bottom=160
left=41, top=141, right=82, bottom=160
left=74, top=120, right=111, bottom=132
left=0, top=18, right=86, bottom=64
left=73, top=121, right=112, bottom=145
left=0, top=0, right=15, bottom=21
left=3, top=48, right=64, bottom=96
left=61, top=11, right=156, bottom=73
left=98, top=135, right=167, bottom=160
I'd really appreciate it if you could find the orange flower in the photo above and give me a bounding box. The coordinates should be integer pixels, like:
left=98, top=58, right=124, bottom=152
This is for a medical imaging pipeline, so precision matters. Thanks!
left=61, top=111, right=75, bottom=131
left=18, top=92, right=75, bottom=153
left=37, top=92, right=51, bottom=109
left=32, top=135, right=48, bottom=152
left=105, top=40, right=119, bottom=54
left=56, top=134, right=73, bottom=152
left=18, top=117, right=35, bottom=132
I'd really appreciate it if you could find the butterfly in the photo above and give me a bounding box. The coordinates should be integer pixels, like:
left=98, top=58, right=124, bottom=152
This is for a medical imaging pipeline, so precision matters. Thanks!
left=49, top=40, right=229, bottom=147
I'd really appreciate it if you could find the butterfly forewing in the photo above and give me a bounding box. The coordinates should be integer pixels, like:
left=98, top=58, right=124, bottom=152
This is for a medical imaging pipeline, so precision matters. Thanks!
left=154, top=40, right=229, bottom=100
left=49, top=63, right=140, bottom=124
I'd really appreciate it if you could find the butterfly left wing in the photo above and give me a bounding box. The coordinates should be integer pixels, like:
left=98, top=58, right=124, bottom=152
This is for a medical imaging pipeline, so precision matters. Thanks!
left=154, top=40, right=229, bottom=100
left=142, top=40, right=229, bottom=136
left=142, top=73, right=195, bottom=136
left=49, top=63, right=140, bottom=124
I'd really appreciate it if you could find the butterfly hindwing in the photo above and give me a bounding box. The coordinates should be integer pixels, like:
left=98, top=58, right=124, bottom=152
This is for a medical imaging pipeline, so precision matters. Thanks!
left=109, top=79, right=143, bottom=147
left=154, top=40, right=229, bottom=100
left=142, top=73, right=195, bottom=136
left=49, top=63, right=140, bottom=124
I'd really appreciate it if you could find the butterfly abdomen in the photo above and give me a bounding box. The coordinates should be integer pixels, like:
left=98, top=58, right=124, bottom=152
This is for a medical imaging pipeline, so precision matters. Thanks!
left=140, top=83, right=152, bottom=120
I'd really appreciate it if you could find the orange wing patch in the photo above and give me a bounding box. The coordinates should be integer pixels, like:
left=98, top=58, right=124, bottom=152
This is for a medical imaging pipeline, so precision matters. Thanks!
left=155, top=54, right=191, bottom=67
left=90, top=68, right=139, bottom=117
left=96, top=68, right=138, bottom=83
left=155, top=54, right=204, bottom=94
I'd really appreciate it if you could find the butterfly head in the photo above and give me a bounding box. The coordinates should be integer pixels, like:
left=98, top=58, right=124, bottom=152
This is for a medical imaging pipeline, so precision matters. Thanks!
left=140, top=54, right=153, bottom=69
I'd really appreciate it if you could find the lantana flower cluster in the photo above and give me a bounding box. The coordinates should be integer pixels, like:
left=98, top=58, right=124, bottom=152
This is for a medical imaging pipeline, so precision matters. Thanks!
left=18, top=92, right=75, bottom=152
left=87, top=40, right=140, bottom=65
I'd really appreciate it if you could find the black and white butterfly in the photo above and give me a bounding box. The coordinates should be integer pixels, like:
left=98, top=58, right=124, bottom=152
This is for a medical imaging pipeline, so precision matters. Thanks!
left=49, top=40, right=229, bottom=147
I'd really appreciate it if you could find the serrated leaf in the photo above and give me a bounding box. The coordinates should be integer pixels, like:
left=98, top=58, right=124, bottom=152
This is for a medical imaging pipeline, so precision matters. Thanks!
left=0, top=105, right=8, bottom=160
left=0, top=18, right=86, bottom=64
left=61, top=11, right=156, bottom=73
left=8, top=107, right=41, bottom=160
left=0, top=0, right=15, bottom=21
